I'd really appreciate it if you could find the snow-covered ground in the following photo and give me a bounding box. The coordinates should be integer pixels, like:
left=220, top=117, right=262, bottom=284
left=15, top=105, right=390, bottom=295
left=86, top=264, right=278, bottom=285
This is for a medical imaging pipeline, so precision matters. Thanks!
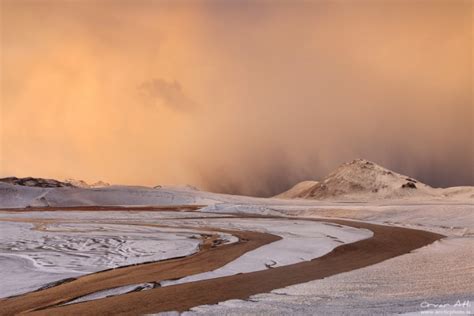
left=185, top=237, right=473, bottom=316
left=0, top=171, right=472, bottom=314
left=0, top=211, right=371, bottom=301
left=0, top=219, right=218, bottom=298
left=161, top=218, right=371, bottom=286
left=182, top=202, right=474, bottom=315
left=0, top=210, right=233, bottom=221
left=0, top=183, right=226, bottom=208
left=65, top=282, right=158, bottom=305
left=1, top=172, right=472, bottom=210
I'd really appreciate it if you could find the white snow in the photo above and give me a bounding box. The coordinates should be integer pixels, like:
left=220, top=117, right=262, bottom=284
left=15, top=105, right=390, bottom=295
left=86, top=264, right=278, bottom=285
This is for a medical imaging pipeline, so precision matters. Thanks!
left=0, top=183, right=50, bottom=208
left=180, top=201, right=474, bottom=315
left=284, top=203, right=474, bottom=236
left=185, top=237, right=474, bottom=316
left=0, top=183, right=217, bottom=208
left=161, top=218, right=372, bottom=287
left=0, top=210, right=233, bottom=221
left=0, top=164, right=472, bottom=315
left=65, top=283, right=157, bottom=305
left=0, top=210, right=372, bottom=303
left=0, top=220, right=212, bottom=298
left=272, top=159, right=474, bottom=201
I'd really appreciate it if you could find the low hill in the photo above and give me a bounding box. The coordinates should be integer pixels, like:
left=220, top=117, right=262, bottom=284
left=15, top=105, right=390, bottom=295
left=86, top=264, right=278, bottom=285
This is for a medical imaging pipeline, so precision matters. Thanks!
left=274, top=181, right=320, bottom=199
left=275, top=159, right=468, bottom=201
left=64, top=179, right=110, bottom=188
left=0, top=177, right=74, bottom=188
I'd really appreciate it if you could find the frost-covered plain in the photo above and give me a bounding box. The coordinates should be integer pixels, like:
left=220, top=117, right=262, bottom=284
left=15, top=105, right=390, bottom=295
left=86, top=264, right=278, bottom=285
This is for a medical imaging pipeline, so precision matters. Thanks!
left=1, top=180, right=471, bottom=211
left=184, top=203, right=474, bottom=315
left=0, top=220, right=208, bottom=298
left=0, top=211, right=371, bottom=301
left=161, top=218, right=371, bottom=286
left=0, top=182, right=472, bottom=315
left=186, top=237, right=473, bottom=316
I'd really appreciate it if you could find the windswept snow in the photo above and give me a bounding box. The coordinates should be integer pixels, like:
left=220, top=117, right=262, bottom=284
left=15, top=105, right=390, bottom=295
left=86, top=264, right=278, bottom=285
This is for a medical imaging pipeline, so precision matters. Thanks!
left=2, top=158, right=472, bottom=210
left=65, top=283, right=159, bottom=305
left=180, top=197, right=474, bottom=315
left=0, top=183, right=50, bottom=208
left=0, top=220, right=209, bottom=298
left=0, top=183, right=223, bottom=208
left=287, top=203, right=474, bottom=237
left=0, top=211, right=372, bottom=302
left=186, top=238, right=474, bottom=316
left=0, top=210, right=233, bottom=221
left=0, top=160, right=472, bottom=314
left=161, top=218, right=372, bottom=287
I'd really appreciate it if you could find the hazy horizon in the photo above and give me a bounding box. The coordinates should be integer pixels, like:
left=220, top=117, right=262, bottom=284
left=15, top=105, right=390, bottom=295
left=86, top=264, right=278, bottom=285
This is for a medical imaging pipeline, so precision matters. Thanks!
left=1, top=0, right=473, bottom=197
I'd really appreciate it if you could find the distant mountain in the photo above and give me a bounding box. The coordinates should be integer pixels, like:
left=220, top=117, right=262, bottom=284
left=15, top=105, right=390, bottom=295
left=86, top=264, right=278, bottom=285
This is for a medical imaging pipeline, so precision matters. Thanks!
left=275, top=159, right=472, bottom=200
left=64, top=179, right=110, bottom=188
left=1, top=161, right=471, bottom=209
left=0, top=177, right=74, bottom=188
left=0, top=182, right=220, bottom=209
left=274, top=181, right=320, bottom=199
left=0, top=177, right=110, bottom=189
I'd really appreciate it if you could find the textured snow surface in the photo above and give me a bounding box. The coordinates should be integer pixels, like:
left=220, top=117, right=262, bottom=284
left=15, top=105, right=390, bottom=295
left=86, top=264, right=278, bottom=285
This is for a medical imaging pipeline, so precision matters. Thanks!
left=0, top=182, right=284, bottom=209
left=57, top=218, right=371, bottom=305
left=0, top=210, right=232, bottom=221
left=65, top=282, right=158, bottom=305
left=0, top=211, right=371, bottom=303
left=181, top=202, right=474, bottom=315
left=1, top=176, right=472, bottom=314
left=0, top=183, right=50, bottom=208
left=287, top=203, right=474, bottom=237
left=2, top=172, right=472, bottom=210
left=185, top=237, right=474, bottom=316
left=0, top=220, right=206, bottom=298
left=0, top=183, right=216, bottom=208
left=161, top=218, right=371, bottom=286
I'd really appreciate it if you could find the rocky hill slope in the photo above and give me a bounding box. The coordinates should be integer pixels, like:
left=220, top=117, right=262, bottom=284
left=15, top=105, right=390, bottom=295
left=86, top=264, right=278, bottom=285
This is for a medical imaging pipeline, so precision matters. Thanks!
left=276, top=159, right=473, bottom=201
left=0, top=177, right=74, bottom=188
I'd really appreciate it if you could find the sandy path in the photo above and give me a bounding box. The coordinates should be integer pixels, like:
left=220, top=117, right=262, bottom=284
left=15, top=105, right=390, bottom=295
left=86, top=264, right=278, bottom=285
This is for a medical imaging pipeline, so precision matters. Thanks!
left=0, top=205, right=205, bottom=213
left=0, top=222, right=278, bottom=315
left=0, top=209, right=443, bottom=315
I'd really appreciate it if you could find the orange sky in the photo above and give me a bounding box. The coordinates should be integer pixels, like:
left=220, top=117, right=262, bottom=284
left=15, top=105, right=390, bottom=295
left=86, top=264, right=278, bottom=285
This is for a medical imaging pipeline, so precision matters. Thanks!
left=1, top=0, right=472, bottom=196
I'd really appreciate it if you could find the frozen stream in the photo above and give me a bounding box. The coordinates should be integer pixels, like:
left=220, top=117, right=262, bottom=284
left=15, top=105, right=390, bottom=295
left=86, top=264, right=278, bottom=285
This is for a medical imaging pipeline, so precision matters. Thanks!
left=0, top=220, right=212, bottom=298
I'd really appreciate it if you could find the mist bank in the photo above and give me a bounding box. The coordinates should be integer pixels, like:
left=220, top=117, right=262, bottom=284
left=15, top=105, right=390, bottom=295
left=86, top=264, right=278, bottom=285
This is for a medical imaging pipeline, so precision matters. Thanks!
left=2, top=0, right=472, bottom=196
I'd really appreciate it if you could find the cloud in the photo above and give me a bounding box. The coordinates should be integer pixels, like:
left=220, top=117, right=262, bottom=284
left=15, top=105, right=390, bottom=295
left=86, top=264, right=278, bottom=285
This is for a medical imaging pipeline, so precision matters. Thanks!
left=138, top=79, right=196, bottom=111
left=1, top=1, right=472, bottom=196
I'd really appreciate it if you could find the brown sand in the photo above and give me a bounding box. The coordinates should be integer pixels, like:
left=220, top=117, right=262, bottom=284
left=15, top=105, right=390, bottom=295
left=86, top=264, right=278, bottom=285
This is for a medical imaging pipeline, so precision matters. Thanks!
left=0, top=225, right=279, bottom=315
left=0, top=205, right=205, bottom=213
left=0, top=210, right=444, bottom=315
